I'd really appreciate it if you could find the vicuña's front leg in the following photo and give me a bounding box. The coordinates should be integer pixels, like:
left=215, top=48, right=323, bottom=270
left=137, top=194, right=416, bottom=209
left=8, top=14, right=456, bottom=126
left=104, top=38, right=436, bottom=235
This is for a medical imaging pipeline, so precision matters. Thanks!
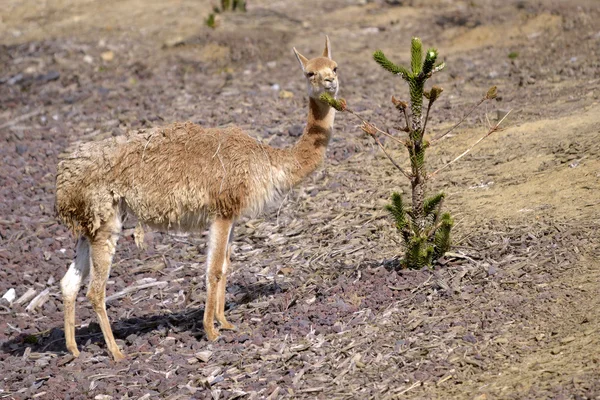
left=88, top=216, right=125, bottom=361
left=215, top=242, right=236, bottom=330
left=204, top=217, right=234, bottom=341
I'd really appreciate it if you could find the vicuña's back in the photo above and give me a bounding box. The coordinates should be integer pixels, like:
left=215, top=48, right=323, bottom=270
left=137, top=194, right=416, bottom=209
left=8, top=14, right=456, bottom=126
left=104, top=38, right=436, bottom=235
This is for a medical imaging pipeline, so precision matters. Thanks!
left=57, top=123, right=299, bottom=234
left=56, top=36, right=339, bottom=361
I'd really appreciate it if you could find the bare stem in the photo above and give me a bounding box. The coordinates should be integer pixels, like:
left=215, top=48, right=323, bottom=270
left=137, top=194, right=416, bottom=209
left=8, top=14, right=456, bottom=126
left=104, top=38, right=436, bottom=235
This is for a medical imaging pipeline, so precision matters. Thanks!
left=431, top=97, right=487, bottom=143
left=421, top=99, right=433, bottom=139
left=403, top=107, right=411, bottom=132
left=429, top=109, right=512, bottom=178
left=345, top=108, right=406, bottom=146
left=337, top=106, right=411, bottom=178
left=371, top=132, right=411, bottom=179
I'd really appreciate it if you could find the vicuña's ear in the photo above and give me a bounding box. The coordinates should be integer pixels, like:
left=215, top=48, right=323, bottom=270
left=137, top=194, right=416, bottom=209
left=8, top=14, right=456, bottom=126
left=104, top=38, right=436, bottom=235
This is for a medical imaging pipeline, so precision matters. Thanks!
left=293, top=47, right=308, bottom=71
left=322, top=35, right=331, bottom=59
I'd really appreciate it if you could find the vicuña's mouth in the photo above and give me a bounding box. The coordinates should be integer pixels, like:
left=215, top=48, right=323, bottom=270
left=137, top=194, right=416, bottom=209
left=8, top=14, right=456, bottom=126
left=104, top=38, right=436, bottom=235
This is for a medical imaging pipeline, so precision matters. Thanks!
left=325, top=86, right=337, bottom=93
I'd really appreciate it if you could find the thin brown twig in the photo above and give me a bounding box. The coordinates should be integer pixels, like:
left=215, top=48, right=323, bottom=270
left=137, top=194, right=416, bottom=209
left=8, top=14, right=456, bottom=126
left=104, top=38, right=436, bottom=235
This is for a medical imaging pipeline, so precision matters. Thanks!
left=431, top=97, right=487, bottom=143
left=345, top=108, right=406, bottom=146
left=342, top=107, right=410, bottom=178
left=369, top=130, right=411, bottom=178
left=402, top=107, right=411, bottom=132
left=429, top=109, right=512, bottom=178
left=421, top=99, right=433, bottom=141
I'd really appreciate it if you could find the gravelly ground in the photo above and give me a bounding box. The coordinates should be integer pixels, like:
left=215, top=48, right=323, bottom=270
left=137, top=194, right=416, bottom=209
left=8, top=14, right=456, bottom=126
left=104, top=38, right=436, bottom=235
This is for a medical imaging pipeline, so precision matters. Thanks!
left=1, top=0, right=600, bottom=399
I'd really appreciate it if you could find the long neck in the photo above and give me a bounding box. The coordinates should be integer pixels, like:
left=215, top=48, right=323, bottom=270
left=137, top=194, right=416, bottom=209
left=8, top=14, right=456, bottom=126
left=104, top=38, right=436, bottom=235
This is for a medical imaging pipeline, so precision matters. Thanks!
left=289, top=97, right=335, bottom=185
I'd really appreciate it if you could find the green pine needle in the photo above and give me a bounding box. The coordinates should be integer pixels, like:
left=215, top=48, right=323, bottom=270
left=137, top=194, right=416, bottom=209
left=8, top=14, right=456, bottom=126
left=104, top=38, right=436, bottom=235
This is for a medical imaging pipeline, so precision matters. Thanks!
left=422, top=48, right=438, bottom=76
left=373, top=50, right=411, bottom=78
left=409, top=146, right=426, bottom=173
left=319, top=93, right=346, bottom=111
left=405, top=236, right=434, bottom=269
left=424, top=192, right=445, bottom=216
left=386, top=192, right=407, bottom=230
left=433, top=212, right=453, bottom=259
left=410, top=37, right=423, bottom=75
left=205, top=13, right=217, bottom=28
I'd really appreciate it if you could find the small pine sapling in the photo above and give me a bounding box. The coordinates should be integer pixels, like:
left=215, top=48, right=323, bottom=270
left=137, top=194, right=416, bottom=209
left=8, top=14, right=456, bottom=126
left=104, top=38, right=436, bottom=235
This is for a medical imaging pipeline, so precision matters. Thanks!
left=321, top=37, right=510, bottom=269
left=206, top=0, right=247, bottom=28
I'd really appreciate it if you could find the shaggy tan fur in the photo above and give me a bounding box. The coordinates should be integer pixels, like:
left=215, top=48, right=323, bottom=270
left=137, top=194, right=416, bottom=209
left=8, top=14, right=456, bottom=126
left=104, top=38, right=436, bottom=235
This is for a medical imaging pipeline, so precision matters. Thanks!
left=56, top=36, right=339, bottom=361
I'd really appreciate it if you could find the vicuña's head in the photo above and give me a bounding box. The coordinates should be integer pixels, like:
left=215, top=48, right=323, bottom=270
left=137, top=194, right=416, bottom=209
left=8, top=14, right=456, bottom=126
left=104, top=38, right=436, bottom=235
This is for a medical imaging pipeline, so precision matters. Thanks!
left=293, top=36, right=338, bottom=100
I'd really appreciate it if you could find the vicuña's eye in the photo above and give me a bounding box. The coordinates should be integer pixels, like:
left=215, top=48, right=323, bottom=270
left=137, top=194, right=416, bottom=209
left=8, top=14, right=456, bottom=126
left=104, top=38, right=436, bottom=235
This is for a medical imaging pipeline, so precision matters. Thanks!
left=333, top=67, right=338, bottom=74
left=306, top=72, right=315, bottom=78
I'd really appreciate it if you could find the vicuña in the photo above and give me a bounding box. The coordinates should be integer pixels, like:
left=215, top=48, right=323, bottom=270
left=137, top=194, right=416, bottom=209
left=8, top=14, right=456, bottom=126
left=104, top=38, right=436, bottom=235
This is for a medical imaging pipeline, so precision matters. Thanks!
left=55, top=36, right=339, bottom=361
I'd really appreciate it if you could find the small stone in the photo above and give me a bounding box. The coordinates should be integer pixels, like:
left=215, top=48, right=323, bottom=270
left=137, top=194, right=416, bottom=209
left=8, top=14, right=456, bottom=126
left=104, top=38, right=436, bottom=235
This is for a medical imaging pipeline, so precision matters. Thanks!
left=83, top=55, right=94, bottom=64
left=36, top=71, right=60, bottom=83
left=2, top=288, right=16, bottom=305
left=236, top=334, right=250, bottom=343
left=101, top=51, right=114, bottom=62
left=279, top=90, right=294, bottom=99
left=15, top=144, right=28, bottom=155
left=549, top=75, right=562, bottom=83
left=252, top=335, right=264, bottom=346
left=496, top=109, right=510, bottom=121
left=289, top=124, right=303, bottom=137
left=35, top=357, right=50, bottom=367
left=195, top=350, right=212, bottom=362
left=560, top=336, right=575, bottom=344
left=125, top=334, right=137, bottom=344
left=462, top=333, right=477, bottom=344
left=163, top=37, right=185, bottom=48
left=8, top=74, right=23, bottom=85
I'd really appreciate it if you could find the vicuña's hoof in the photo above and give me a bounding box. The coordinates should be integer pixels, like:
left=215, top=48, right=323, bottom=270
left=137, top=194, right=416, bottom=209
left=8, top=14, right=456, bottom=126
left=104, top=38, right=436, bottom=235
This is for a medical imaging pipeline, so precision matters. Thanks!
left=219, top=320, right=237, bottom=331
left=68, top=347, right=80, bottom=358
left=206, top=329, right=220, bottom=341
left=111, top=350, right=126, bottom=362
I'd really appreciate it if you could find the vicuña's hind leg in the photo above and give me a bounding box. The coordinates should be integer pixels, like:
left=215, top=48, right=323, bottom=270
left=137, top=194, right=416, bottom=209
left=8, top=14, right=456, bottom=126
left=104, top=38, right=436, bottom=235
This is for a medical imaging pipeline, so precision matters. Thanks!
left=61, top=236, right=91, bottom=357
left=204, top=217, right=234, bottom=341
left=216, top=238, right=236, bottom=330
left=87, top=214, right=125, bottom=361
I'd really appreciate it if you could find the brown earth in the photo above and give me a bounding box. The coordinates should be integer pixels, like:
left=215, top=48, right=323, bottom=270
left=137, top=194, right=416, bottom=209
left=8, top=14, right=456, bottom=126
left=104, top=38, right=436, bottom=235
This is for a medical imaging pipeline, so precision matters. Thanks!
left=1, top=0, right=599, bottom=399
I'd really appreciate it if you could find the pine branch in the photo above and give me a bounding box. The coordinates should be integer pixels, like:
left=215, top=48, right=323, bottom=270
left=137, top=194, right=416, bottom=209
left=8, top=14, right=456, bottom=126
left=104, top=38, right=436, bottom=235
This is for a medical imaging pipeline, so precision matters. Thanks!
left=433, top=213, right=453, bottom=258
left=386, top=192, right=407, bottom=230
left=422, top=48, right=438, bottom=76
left=319, top=93, right=346, bottom=111
left=411, top=37, right=423, bottom=75
left=373, top=50, right=411, bottom=79
left=423, top=192, right=445, bottom=216
left=421, top=86, right=442, bottom=137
